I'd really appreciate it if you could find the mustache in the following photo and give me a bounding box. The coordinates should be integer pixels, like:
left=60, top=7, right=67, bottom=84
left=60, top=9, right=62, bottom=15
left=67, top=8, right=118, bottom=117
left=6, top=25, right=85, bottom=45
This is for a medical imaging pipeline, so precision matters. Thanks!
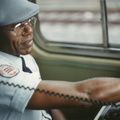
left=24, top=34, right=33, bottom=38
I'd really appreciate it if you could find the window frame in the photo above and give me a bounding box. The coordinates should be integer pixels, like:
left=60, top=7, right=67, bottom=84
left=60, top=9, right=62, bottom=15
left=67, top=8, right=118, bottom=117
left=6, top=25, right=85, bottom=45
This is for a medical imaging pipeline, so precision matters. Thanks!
left=33, top=0, right=120, bottom=59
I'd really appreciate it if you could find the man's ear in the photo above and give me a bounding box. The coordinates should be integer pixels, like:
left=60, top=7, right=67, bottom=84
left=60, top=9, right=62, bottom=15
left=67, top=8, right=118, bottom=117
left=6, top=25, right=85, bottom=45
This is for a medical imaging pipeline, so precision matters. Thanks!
left=0, top=26, right=3, bottom=33
left=0, top=29, right=4, bottom=39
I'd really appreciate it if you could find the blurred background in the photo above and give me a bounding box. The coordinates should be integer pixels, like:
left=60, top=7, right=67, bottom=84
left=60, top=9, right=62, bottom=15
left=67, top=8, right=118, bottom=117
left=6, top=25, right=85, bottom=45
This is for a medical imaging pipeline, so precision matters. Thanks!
left=37, top=0, right=120, bottom=45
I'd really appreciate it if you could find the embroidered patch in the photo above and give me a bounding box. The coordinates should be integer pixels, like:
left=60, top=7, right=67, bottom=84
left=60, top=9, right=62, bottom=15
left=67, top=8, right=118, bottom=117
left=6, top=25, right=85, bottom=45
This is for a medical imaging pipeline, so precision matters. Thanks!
left=0, top=65, right=19, bottom=78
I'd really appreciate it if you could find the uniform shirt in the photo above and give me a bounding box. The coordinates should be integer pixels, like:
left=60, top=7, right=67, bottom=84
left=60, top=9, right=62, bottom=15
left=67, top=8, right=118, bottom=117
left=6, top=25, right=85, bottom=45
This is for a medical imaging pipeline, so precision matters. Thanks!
left=0, top=51, right=52, bottom=120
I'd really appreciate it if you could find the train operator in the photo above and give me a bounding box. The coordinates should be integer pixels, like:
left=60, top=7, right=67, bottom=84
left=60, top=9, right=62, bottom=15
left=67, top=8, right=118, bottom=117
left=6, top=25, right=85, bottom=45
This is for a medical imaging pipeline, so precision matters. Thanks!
left=0, top=0, right=120, bottom=120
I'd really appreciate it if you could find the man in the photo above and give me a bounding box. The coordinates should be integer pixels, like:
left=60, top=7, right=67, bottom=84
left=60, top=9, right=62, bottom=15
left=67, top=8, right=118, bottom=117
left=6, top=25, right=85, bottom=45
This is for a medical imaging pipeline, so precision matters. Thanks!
left=0, top=0, right=120, bottom=120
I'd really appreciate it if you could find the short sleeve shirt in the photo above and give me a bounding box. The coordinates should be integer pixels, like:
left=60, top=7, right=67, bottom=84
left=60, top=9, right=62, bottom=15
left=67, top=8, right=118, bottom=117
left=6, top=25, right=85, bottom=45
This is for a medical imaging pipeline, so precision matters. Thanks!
left=0, top=51, right=52, bottom=120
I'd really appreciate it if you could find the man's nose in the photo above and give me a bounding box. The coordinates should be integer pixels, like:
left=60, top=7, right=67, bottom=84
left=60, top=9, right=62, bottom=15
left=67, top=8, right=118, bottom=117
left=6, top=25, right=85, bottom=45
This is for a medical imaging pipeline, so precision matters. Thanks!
left=22, top=25, right=33, bottom=36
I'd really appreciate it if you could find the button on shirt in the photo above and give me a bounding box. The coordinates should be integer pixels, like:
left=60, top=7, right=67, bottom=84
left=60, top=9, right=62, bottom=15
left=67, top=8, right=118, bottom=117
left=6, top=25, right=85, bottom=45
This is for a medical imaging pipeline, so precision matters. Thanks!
left=0, top=51, right=52, bottom=120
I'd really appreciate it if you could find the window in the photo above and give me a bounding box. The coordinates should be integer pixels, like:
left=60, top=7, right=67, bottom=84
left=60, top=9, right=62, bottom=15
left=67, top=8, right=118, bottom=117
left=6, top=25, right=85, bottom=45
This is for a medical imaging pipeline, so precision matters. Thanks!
left=37, top=0, right=102, bottom=45
left=36, top=0, right=120, bottom=58
left=107, top=0, right=120, bottom=46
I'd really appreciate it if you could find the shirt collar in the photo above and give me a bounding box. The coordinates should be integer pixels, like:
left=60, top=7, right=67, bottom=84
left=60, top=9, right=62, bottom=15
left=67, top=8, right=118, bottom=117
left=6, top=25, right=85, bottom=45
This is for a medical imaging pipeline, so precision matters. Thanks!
left=0, top=51, right=22, bottom=69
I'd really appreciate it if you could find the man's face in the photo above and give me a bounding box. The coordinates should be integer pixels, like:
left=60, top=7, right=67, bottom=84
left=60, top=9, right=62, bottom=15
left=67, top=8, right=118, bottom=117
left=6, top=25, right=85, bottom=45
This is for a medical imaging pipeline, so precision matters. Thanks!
left=0, top=18, right=34, bottom=56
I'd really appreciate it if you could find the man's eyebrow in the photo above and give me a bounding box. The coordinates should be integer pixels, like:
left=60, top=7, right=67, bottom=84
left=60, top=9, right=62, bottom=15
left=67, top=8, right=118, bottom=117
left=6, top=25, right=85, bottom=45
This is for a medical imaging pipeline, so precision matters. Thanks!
left=5, top=18, right=31, bottom=28
left=8, top=24, right=17, bottom=28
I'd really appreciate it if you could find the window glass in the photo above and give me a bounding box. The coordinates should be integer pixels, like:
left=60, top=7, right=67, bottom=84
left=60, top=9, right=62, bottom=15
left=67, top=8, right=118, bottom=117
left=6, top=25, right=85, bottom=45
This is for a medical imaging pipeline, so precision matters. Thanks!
left=107, top=0, right=120, bottom=45
left=37, top=0, right=102, bottom=44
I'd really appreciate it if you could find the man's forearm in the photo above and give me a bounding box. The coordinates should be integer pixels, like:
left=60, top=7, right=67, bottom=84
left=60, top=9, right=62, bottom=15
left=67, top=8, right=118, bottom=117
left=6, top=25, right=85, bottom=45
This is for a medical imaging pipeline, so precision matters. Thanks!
left=27, top=77, right=120, bottom=109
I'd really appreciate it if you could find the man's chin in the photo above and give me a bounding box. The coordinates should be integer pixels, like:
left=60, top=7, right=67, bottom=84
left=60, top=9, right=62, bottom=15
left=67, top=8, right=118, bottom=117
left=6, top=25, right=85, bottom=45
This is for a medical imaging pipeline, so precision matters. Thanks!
left=17, top=48, right=33, bottom=55
left=24, top=47, right=33, bottom=55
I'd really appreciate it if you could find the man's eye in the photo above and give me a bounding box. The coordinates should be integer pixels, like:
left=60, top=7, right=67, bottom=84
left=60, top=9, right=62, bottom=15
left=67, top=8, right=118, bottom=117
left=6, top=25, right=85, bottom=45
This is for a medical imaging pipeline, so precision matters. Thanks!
left=19, top=24, right=24, bottom=28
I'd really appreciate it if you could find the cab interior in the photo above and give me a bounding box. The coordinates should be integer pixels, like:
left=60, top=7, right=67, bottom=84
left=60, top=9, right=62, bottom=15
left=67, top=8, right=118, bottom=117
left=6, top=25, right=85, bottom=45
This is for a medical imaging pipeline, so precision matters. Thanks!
left=30, top=0, right=120, bottom=119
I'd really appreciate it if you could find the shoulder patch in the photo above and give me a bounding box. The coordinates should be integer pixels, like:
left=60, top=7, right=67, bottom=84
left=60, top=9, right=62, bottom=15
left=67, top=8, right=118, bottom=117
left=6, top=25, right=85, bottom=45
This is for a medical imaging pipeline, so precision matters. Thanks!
left=0, top=65, right=19, bottom=78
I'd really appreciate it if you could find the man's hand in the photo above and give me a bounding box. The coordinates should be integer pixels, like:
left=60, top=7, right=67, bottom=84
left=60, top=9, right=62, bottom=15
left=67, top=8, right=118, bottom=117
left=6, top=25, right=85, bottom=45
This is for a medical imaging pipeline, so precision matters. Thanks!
left=51, top=109, right=67, bottom=120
